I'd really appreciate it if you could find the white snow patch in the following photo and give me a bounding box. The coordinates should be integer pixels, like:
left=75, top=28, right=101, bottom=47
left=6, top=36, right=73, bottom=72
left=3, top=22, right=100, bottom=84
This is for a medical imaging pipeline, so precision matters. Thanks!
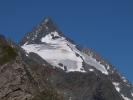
left=107, top=65, right=110, bottom=70
left=22, top=43, right=85, bottom=72
left=82, top=53, right=108, bottom=75
left=22, top=32, right=85, bottom=72
left=122, top=77, right=127, bottom=83
left=22, top=31, right=108, bottom=75
left=51, top=31, right=60, bottom=37
left=123, top=79, right=127, bottom=83
left=41, top=31, right=61, bottom=43
left=131, top=92, right=133, bottom=97
left=89, top=69, right=94, bottom=72
left=113, top=82, right=120, bottom=92
left=121, top=94, right=131, bottom=100
left=35, top=34, right=38, bottom=38
left=44, top=18, right=49, bottom=23
left=26, top=54, right=29, bottom=57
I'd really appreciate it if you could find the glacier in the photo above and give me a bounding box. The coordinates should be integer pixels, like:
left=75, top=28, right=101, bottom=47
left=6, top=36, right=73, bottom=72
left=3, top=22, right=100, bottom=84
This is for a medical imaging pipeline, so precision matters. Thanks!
left=22, top=31, right=108, bottom=75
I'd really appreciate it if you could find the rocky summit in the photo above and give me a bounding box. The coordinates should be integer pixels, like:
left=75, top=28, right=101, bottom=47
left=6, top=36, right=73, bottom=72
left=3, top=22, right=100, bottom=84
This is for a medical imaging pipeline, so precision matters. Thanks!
left=0, top=17, right=133, bottom=100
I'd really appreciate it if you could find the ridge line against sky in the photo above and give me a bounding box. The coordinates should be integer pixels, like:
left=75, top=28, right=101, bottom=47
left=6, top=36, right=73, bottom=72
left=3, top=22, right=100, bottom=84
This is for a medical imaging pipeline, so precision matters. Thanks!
left=0, top=0, right=133, bottom=83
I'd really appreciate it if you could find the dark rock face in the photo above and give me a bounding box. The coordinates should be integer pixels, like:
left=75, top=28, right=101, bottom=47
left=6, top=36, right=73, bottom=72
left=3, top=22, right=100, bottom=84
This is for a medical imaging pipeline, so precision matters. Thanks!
left=0, top=18, right=133, bottom=100
left=20, top=17, right=62, bottom=45
left=0, top=51, right=124, bottom=100
left=0, top=41, right=64, bottom=100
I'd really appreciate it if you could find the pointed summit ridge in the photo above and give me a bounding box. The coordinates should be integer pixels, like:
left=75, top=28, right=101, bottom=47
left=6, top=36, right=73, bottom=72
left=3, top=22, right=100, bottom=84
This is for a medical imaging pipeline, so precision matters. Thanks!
left=42, top=17, right=53, bottom=25
left=20, top=17, right=62, bottom=45
left=38, top=17, right=58, bottom=32
left=19, top=18, right=133, bottom=100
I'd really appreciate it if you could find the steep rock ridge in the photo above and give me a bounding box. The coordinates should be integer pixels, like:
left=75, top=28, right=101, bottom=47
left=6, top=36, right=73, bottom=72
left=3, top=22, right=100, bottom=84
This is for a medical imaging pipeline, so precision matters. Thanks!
left=0, top=37, right=32, bottom=100
left=82, top=48, right=133, bottom=100
left=0, top=35, right=17, bottom=65
left=0, top=37, right=64, bottom=100
left=20, top=17, right=62, bottom=45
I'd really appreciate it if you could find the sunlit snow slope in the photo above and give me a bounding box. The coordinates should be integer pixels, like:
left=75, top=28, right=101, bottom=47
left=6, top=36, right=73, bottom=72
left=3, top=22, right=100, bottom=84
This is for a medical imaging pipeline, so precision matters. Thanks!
left=22, top=31, right=108, bottom=75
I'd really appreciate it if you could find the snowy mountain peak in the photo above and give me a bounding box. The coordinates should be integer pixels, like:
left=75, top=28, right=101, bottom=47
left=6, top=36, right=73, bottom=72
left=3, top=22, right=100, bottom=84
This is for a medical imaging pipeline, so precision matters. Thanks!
left=42, top=17, right=54, bottom=25
left=20, top=18, right=133, bottom=100
left=21, top=18, right=110, bottom=75
left=40, top=17, right=58, bottom=31
left=20, top=17, right=62, bottom=45
left=43, top=17, right=52, bottom=23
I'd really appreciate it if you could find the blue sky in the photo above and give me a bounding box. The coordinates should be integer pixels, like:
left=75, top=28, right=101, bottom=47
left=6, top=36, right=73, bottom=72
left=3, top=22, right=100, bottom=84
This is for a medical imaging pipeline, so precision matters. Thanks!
left=0, top=0, right=133, bottom=83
